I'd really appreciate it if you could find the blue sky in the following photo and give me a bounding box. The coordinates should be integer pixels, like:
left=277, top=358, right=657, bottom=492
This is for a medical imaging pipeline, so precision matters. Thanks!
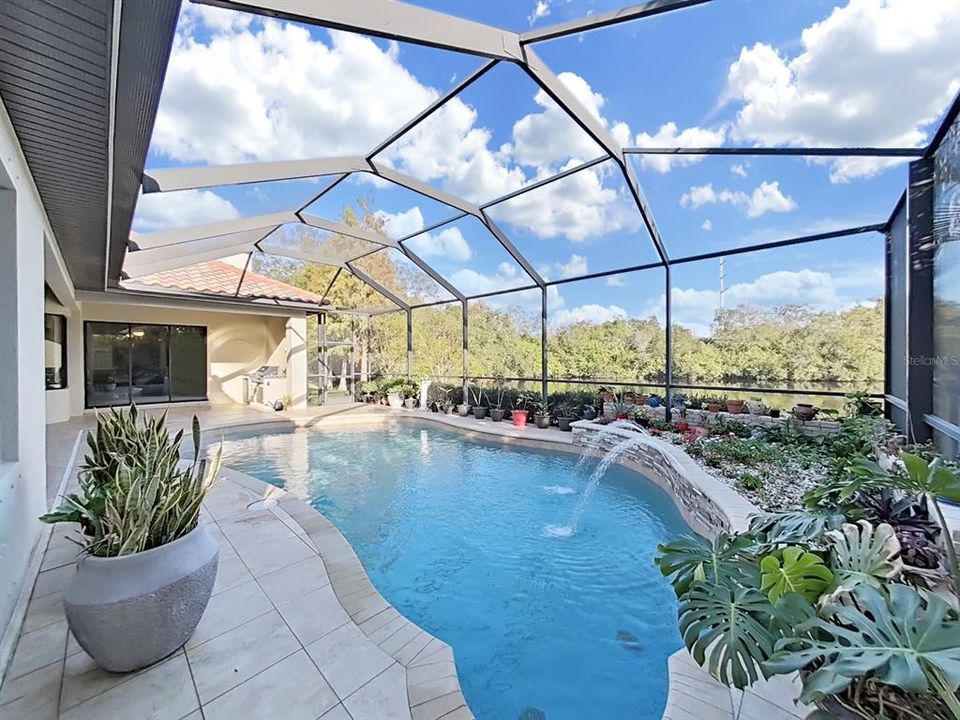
left=131, top=0, right=959, bottom=334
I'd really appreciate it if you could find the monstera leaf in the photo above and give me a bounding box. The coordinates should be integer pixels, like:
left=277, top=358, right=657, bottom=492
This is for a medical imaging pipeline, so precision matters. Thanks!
left=760, top=546, right=834, bottom=604
left=827, top=520, right=903, bottom=594
left=749, top=510, right=845, bottom=548
left=656, top=532, right=758, bottom=596
left=900, top=454, right=960, bottom=503
left=678, top=583, right=781, bottom=689
left=765, top=584, right=960, bottom=713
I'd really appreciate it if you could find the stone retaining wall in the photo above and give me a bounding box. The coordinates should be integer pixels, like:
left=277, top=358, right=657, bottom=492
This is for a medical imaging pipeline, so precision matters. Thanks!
left=571, top=420, right=757, bottom=537
left=603, top=403, right=841, bottom=436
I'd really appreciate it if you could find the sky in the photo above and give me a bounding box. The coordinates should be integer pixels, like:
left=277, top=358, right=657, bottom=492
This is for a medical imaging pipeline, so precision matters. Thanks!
left=131, top=0, right=960, bottom=336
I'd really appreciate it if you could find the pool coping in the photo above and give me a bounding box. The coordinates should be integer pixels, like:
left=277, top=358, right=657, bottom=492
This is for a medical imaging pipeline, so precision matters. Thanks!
left=222, top=468, right=474, bottom=720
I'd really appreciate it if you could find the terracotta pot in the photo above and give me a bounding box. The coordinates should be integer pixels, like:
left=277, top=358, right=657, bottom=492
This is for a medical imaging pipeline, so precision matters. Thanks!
left=512, top=410, right=529, bottom=427
left=706, top=403, right=722, bottom=413
left=726, top=400, right=745, bottom=414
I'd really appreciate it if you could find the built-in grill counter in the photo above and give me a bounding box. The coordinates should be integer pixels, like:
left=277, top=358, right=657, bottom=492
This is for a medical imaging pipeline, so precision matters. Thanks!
left=242, top=365, right=287, bottom=407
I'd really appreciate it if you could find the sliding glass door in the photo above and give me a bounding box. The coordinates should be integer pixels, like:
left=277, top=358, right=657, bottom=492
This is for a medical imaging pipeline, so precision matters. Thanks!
left=84, top=322, right=206, bottom=407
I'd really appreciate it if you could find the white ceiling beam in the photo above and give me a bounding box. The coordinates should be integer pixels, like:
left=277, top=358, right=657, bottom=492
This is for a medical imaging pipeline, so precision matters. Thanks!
left=142, top=157, right=371, bottom=193
left=298, top=213, right=398, bottom=248
left=123, top=229, right=267, bottom=277
left=258, top=242, right=346, bottom=268
left=370, top=163, right=480, bottom=216
left=129, top=211, right=297, bottom=250
left=196, top=0, right=524, bottom=60
left=520, top=0, right=710, bottom=44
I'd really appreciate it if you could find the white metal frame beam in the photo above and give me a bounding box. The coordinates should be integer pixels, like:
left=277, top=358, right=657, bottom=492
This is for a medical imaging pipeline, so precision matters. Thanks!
left=129, top=212, right=295, bottom=250
left=141, top=156, right=371, bottom=192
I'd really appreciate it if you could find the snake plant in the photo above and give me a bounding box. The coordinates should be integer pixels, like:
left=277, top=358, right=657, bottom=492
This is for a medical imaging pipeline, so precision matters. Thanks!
left=41, top=405, right=222, bottom=557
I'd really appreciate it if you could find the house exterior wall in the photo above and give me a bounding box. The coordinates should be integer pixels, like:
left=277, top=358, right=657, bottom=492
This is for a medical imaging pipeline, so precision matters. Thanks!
left=0, top=97, right=50, bottom=665
left=70, top=300, right=300, bottom=414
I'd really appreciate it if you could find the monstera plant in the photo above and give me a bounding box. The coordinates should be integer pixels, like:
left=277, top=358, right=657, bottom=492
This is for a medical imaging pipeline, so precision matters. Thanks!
left=655, top=453, right=960, bottom=720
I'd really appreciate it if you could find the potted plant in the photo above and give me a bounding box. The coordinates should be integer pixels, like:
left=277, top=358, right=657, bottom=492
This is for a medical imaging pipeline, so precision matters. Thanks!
left=647, top=393, right=662, bottom=408
left=769, top=407, right=781, bottom=418
left=612, top=399, right=631, bottom=420
left=792, top=402, right=818, bottom=421
left=489, top=381, right=506, bottom=422
left=582, top=403, right=597, bottom=421
left=726, top=398, right=745, bottom=414
left=512, top=393, right=530, bottom=427
left=386, top=380, right=403, bottom=408
left=705, top=395, right=724, bottom=413
left=634, top=406, right=651, bottom=427
left=555, top=403, right=577, bottom=432
left=470, top=383, right=488, bottom=419
left=40, top=406, right=222, bottom=673
left=533, top=401, right=552, bottom=429
left=600, top=386, right=614, bottom=403
left=745, top=397, right=766, bottom=415
left=686, top=394, right=703, bottom=411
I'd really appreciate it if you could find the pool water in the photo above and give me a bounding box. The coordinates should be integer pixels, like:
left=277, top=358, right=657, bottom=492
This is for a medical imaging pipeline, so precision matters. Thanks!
left=214, top=425, right=691, bottom=720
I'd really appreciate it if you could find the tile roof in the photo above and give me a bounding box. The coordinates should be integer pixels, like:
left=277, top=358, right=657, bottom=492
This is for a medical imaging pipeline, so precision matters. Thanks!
left=126, top=260, right=328, bottom=305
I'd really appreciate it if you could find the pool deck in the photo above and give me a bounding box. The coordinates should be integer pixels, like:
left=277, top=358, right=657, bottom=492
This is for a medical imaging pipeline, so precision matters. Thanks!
left=5, top=401, right=931, bottom=720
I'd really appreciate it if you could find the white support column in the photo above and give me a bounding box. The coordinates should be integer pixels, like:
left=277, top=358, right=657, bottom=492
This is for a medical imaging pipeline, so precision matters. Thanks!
left=285, top=315, right=309, bottom=409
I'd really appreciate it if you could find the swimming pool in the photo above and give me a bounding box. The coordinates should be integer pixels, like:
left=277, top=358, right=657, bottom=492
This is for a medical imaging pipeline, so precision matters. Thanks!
left=216, top=424, right=691, bottom=719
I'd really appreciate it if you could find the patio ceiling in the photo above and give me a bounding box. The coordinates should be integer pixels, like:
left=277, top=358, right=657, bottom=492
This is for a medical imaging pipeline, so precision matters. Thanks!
left=0, top=0, right=180, bottom=291
left=127, top=0, right=928, bottom=312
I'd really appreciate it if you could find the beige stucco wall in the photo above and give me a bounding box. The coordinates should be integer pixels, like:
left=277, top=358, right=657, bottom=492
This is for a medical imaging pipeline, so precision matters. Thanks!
left=68, top=300, right=302, bottom=416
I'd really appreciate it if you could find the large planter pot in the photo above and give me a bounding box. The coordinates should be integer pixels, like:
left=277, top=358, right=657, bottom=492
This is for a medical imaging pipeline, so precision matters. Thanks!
left=706, top=403, right=722, bottom=413
left=473, top=406, right=488, bottom=420
left=403, top=397, right=417, bottom=409
left=512, top=410, right=529, bottom=428
left=65, top=524, right=219, bottom=673
left=557, top=416, right=574, bottom=432
left=745, top=399, right=766, bottom=415
left=456, top=404, right=471, bottom=417
left=490, top=408, right=505, bottom=422
left=443, top=404, right=455, bottom=415
left=726, top=400, right=745, bottom=414
left=647, top=397, right=661, bottom=408
left=387, top=393, right=402, bottom=408
left=534, top=413, right=551, bottom=429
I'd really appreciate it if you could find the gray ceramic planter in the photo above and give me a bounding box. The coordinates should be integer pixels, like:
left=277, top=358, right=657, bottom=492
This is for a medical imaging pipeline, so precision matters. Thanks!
left=65, top=524, right=219, bottom=673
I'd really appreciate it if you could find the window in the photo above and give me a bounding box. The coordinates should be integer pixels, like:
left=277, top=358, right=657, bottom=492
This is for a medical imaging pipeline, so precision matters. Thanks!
left=84, top=322, right=207, bottom=408
left=44, top=314, right=67, bottom=390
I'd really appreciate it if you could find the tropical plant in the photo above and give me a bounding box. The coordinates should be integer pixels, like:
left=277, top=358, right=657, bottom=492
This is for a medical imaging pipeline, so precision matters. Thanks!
left=765, top=584, right=960, bottom=718
left=41, top=406, right=222, bottom=557
left=469, top=381, right=487, bottom=408
left=657, top=468, right=960, bottom=720
left=759, top=546, right=833, bottom=603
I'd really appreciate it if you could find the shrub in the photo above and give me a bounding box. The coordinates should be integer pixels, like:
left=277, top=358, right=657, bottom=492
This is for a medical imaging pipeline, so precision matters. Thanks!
left=41, top=406, right=221, bottom=557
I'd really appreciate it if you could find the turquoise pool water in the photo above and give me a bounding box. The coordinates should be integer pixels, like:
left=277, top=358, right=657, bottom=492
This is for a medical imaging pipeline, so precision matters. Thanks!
left=215, top=424, right=690, bottom=719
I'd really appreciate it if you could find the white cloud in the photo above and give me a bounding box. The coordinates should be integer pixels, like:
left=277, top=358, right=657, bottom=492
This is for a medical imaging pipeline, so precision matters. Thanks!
left=606, top=276, right=626, bottom=287
left=551, top=304, right=628, bottom=328
left=731, top=163, right=748, bottom=177
left=723, top=0, right=960, bottom=181
left=746, top=181, right=797, bottom=218
left=528, top=0, right=551, bottom=25
left=153, top=17, right=438, bottom=164
left=632, top=122, right=727, bottom=173
left=406, top=227, right=472, bottom=262
left=539, top=254, right=588, bottom=281
left=133, top=189, right=240, bottom=232
left=701, top=219, right=713, bottom=231
left=376, top=207, right=424, bottom=240
left=680, top=181, right=796, bottom=218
